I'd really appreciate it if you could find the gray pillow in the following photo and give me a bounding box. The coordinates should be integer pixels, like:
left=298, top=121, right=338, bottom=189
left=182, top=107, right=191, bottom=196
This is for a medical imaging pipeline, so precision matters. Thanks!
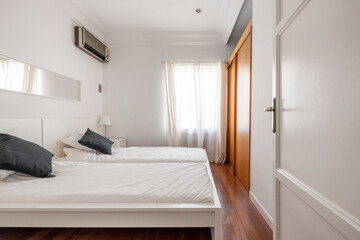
left=0, top=134, right=54, bottom=178
left=78, top=128, right=113, bottom=155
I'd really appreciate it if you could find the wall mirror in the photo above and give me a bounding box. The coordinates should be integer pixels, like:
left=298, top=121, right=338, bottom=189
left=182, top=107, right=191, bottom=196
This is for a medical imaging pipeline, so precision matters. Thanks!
left=0, top=55, right=80, bottom=101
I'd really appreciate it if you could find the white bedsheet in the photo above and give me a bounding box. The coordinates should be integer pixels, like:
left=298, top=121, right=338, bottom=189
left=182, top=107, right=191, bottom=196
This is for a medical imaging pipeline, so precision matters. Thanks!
left=0, top=161, right=213, bottom=203
left=61, top=147, right=208, bottom=163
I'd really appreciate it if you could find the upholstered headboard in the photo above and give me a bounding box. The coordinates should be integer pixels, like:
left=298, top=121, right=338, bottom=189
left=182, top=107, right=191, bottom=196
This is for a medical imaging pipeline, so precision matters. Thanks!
left=0, top=119, right=42, bottom=145
left=0, top=118, right=102, bottom=158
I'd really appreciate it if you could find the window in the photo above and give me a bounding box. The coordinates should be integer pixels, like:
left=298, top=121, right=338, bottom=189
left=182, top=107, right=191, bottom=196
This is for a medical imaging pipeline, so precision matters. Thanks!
left=173, top=63, right=220, bottom=131
left=165, top=60, right=226, bottom=163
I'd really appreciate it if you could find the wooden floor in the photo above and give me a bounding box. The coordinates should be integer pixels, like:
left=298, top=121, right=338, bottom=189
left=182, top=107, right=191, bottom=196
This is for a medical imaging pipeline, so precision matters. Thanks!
left=0, top=163, right=272, bottom=240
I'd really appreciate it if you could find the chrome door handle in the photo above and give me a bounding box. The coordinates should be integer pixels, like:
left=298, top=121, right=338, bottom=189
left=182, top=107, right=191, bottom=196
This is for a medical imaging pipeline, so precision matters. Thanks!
left=264, top=98, right=276, bottom=133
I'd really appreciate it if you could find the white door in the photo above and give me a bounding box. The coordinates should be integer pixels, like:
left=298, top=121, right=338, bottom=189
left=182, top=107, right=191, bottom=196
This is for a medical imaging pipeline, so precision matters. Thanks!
left=273, top=0, right=360, bottom=239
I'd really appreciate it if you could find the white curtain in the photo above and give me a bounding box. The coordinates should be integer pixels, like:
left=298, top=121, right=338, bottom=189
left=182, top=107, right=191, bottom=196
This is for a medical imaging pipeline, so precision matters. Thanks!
left=165, top=60, right=227, bottom=163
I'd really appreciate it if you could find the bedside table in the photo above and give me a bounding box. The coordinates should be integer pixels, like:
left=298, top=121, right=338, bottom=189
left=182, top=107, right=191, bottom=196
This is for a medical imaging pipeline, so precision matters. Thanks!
left=110, top=138, right=127, bottom=148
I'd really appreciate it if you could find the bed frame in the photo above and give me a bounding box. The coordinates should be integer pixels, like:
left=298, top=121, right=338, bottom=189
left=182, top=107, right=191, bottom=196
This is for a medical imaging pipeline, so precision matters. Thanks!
left=0, top=118, right=222, bottom=240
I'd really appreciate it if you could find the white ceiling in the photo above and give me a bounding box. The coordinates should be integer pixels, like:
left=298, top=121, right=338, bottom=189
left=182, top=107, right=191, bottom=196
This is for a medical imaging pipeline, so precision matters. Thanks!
left=72, top=0, right=244, bottom=44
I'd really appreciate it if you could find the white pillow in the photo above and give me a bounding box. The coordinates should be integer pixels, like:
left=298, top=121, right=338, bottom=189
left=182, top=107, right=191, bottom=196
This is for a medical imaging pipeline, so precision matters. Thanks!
left=62, top=147, right=98, bottom=162
left=0, top=170, right=15, bottom=180
left=61, top=132, right=96, bottom=152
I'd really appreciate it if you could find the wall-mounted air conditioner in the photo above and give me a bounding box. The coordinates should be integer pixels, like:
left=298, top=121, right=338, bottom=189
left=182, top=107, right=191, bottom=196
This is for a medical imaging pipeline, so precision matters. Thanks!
left=75, top=26, right=109, bottom=63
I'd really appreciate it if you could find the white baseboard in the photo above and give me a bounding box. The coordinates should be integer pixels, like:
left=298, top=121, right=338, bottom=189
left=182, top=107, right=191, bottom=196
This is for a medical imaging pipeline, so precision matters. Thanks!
left=249, top=191, right=273, bottom=229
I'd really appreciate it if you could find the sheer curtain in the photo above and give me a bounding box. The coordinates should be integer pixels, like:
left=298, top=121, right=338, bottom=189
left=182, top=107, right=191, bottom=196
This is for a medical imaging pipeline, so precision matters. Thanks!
left=165, top=60, right=227, bottom=163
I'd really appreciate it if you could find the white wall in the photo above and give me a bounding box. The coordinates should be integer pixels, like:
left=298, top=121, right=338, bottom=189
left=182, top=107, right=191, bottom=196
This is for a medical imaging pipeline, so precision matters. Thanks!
left=0, top=0, right=274, bottom=226
left=249, top=0, right=274, bottom=228
left=0, top=0, right=104, bottom=119
left=103, top=40, right=235, bottom=146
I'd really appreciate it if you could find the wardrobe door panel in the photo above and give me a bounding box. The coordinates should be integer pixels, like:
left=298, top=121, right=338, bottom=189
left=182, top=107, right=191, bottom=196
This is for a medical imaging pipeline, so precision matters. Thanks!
left=235, top=32, right=252, bottom=191
left=227, top=60, right=236, bottom=173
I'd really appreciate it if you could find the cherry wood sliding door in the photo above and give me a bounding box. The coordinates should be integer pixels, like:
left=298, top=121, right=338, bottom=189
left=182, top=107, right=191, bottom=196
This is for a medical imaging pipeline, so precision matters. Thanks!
left=235, top=31, right=252, bottom=191
left=226, top=59, right=237, bottom=174
left=226, top=20, right=252, bottom=191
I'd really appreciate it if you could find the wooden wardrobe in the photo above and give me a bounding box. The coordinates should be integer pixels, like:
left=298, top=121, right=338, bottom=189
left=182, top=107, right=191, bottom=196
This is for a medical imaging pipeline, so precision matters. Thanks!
left=226, top=20, right=252, bottom=192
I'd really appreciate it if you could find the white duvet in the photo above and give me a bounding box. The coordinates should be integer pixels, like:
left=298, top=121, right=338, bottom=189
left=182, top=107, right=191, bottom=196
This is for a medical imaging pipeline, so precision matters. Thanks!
left=60, top=147, right=208, bottom=163
left=0, top=161, right=213, bottom=203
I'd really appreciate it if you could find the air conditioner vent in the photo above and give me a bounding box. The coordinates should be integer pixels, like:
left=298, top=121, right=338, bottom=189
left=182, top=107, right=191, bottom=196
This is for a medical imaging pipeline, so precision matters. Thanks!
left=75, top=26, right=109, bottom=63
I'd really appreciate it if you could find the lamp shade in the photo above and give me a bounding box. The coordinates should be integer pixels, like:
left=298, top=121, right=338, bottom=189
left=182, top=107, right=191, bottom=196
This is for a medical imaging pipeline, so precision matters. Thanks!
left=99, top=115, right=112, bottom=126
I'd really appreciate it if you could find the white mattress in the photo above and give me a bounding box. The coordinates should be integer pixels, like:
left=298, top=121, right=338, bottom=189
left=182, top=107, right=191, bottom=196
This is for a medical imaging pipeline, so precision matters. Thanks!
left=0, top=161, right=213, bottom=204
left=61, top=147, right=208, bottom=163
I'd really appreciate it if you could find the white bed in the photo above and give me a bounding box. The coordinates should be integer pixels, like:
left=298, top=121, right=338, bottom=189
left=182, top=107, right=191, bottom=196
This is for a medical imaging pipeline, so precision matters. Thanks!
left=61, top=146, right=208, bottom=163
left=0, top=118, right=222, bottom=240
left=0, top=161, right=213, bottom=203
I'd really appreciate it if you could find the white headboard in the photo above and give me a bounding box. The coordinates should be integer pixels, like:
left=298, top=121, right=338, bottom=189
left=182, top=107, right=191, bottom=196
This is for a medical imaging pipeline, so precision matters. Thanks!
left=0, top=119, right=42, bottom=145
left=0, top=118, right=102, bottom=157
left=42, top=118, right=101, bottom=158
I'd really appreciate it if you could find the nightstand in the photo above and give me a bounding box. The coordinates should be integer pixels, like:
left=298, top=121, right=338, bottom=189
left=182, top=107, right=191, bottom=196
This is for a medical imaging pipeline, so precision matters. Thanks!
left=110, top=138, right=127, bottom=148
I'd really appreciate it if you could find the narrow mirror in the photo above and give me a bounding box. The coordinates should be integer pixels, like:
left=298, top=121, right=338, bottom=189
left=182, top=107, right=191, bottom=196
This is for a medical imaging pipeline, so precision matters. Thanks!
left=0, top=55, right=80, bottom=101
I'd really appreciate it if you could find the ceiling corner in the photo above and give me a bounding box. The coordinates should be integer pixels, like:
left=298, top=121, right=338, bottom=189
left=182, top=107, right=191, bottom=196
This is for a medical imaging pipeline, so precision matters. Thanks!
left=218, top=0, right=245, bottom=44
left=67, top=0, right=107, bottom=41
left=105, top=31, right=225, bottom=46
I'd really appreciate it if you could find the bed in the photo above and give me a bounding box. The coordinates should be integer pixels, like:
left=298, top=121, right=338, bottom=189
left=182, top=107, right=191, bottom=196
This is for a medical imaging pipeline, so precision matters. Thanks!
left=0, top=118, right=222, bottom=240
left=60, top=146, right=209, bottom=163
